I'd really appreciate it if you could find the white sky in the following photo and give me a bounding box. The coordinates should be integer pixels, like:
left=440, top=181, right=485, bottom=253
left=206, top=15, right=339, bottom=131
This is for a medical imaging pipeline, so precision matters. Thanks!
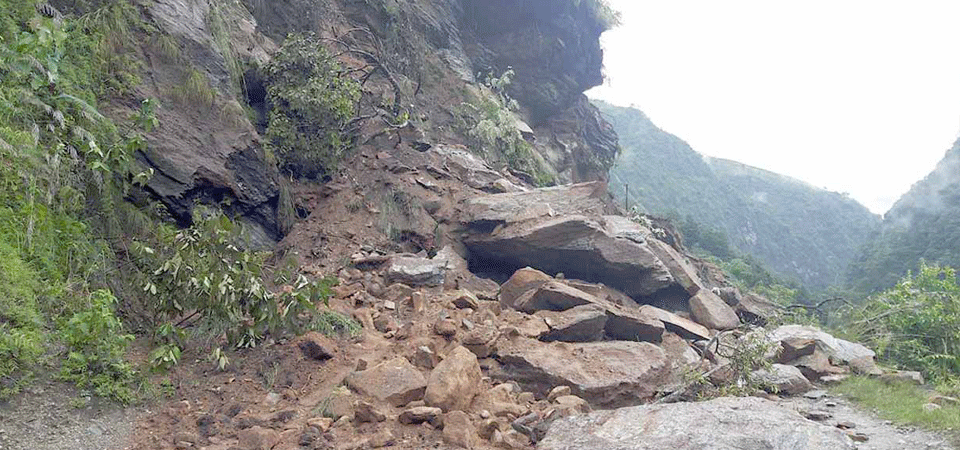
left=587, top=0, right=960, bottom=215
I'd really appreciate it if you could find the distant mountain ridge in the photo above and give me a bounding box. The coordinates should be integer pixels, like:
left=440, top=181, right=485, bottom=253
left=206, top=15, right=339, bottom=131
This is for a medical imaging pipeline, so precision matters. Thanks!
left=596, top=100, right=881, bottom=290
left=848, top=138, right=960, bottom=291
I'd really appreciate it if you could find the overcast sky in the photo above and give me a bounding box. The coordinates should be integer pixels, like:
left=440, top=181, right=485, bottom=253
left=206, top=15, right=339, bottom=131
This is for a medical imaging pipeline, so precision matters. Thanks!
left=587, top=0, right=960, bottom=215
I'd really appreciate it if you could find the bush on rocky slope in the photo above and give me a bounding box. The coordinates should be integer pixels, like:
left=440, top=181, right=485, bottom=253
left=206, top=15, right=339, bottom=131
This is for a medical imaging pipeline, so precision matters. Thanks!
left=840, top=264, right=960, bottom=386
left=263, top=32, right=361, bottom=180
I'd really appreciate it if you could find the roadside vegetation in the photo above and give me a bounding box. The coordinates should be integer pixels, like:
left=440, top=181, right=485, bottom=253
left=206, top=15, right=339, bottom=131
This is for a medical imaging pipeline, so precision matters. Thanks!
left=832, top=377, right=960, bottom=436
left=0, top=1, right=358, bottom=404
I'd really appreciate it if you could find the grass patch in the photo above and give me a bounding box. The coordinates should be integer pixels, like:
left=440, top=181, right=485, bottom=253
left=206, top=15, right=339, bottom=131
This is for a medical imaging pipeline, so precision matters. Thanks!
left=309, top=310, right=362, bottom=339
left=832, top=376, right=960, bottom=435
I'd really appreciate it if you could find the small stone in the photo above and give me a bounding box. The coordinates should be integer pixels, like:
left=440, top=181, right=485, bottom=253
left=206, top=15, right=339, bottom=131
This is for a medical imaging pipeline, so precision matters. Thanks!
left=462, top=318, right=476, bottom=331
left=264, top=392, right=281, bottom=406
left=435, top=319, right=458, bottom=337
left=802, top=410, right=833, bottom=421
left=547, top=386, right=572, bottom=402
left=923, top=403, right=942, bottom=412
left=384, top=300, right=396, bottom=310
left=425, top=346, right=483, bottom=412
left=554, top=395, right=591, bottom=414
left=443, top=411, right=479, bottom=449
left=368, top=429, right=396, bottom=448
left=803, top=390, right=827, bottom=400
left=836, top=421, right=856, bottom=430
left=480, top=410, right=491, bottom=419
left=453, top=291, right=480, bottom=310
left=306, top=417, right=333, bottom=432
left=374, top=315, right=399, bottom=334
left=517, top=392, right=535, bottom=404
left=825, top=401, right=838, bottom=407
left=820, top=374, right=849, bottom=385
left=410, top=291, right=426, bottom=312
left=848, top=432, right=869, bottom=442
left=237, top=426, right=280, bottom=450
left=398, top=406, right=442, bottom=426
left=354, top=401, right=386, bottom=423
left=297, top=332, right=336, bottom=361
left=171, top=432, right=198, bottom=445
left=413, top=346, right=438, bottom=369
left=356, top=359, right=369, bottom=371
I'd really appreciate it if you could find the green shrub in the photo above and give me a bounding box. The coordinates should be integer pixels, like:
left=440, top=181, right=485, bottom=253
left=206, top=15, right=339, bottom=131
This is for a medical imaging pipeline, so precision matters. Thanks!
left=459, top=72, right=555, bottom=187
left=263, top=33, right=361, bottom=179
left=840, top=264, right=960, bottom=384
left=137, top=212, right=336, bottom=349
left=59, top=290, right=136, bottom=404
left=0, top=325, right=42, bottom=397
left=310, top=310, right=362, bottom=339
left=0, top=240, right=42, bottom=329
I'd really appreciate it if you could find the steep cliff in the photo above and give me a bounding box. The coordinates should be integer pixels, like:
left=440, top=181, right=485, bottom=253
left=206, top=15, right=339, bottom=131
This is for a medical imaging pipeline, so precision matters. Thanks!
left=849, top=139, right=960, bottom=292
left=52, top=0, right=620, bottom=247
left=598, top=101, right=881, bottom=290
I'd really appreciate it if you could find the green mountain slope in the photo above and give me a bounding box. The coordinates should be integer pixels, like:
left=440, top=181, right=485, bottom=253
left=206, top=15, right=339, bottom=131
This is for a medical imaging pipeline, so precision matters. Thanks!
left=849, top=139, right=960, bottom=292
left=597, top=101, right=881, bottom=290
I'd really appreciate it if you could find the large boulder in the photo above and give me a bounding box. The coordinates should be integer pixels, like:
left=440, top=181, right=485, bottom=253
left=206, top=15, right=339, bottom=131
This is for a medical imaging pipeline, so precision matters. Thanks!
left=737, top=292, right=781, bottom=324
left=536, top=304, right=608, bottom=342
left=498, top=267, right=552, bottom=310
left=424, top=346, right=483, bottom=412
left=344, top=357, right=427, bottom=407
left=647, top=239, right=706, bottom=295
left=640, top=305, right=711, bottom=341
left=754, top=363, right=815, bottom=396
left=462, top=183, right=675, bottom=298
left=493, top=338, right=670, bottom=408
left=769, top=325, right=878, bottom=374
left=514, top=279, right=665, bottom=343
left=538, top=396, right=856, bottom=450
left=514, top=281, right=596, bottom=313
left=689, top=290, right=740, bottom=330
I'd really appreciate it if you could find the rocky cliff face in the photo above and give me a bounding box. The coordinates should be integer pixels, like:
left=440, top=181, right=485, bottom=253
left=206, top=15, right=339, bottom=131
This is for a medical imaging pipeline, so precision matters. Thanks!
left=85, top=0, right=620, bottom=245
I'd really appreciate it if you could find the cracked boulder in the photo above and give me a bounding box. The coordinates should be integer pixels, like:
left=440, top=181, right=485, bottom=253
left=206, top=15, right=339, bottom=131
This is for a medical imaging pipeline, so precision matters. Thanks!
left=462, top=182, right=675, bottom=298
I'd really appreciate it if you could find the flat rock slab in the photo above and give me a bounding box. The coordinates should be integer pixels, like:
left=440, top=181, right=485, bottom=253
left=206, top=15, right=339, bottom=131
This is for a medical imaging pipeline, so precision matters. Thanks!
left=494, top=339, right=670, bottom=408
left=639, top=305, right=710, bottom=340
left=384, top=255, right=447, bottom=287
left=536, top=304, right=608, bottom=342
left=519, top=281, right=665, bottom=343
left=538, top=396, right=856, bottom=450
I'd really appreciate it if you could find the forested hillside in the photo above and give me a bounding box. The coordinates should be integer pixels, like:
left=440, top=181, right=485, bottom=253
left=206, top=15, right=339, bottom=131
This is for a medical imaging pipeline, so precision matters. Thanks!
left=848, top=139, right=960, bottom=292
left=598, top=101, right=881, bottom=290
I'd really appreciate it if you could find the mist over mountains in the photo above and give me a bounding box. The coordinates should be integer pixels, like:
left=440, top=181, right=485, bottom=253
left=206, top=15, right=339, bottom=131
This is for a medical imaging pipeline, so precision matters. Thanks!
left=848, top=139, right=960, bottom=292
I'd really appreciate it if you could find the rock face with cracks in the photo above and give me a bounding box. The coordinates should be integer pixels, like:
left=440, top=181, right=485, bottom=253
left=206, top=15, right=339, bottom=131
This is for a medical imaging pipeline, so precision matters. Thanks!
left=538, top=396, right=856, bottom=450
